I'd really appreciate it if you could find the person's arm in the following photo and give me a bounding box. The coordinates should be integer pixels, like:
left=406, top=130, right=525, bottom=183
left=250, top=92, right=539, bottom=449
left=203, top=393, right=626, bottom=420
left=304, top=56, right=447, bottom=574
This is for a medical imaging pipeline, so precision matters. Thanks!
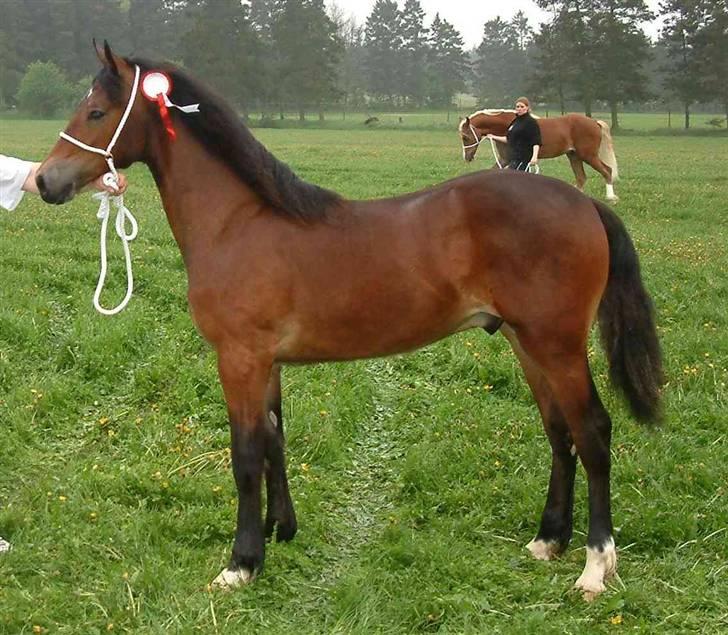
left=22, top=162, right=42, bottom=194
left=530, top=145, right=540, bottom=165
left=23, top=163, right=128, bottom=195
left=486, top=134, right=507, bottom=144
left=529, top=119, right=542, bottom=165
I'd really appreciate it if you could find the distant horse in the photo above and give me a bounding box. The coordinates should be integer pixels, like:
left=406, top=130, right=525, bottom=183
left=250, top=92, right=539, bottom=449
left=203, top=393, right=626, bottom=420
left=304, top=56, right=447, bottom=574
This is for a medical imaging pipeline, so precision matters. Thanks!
left=37, top=43, right=662, bottom=600
left=459, top=110, right=620, bottom=201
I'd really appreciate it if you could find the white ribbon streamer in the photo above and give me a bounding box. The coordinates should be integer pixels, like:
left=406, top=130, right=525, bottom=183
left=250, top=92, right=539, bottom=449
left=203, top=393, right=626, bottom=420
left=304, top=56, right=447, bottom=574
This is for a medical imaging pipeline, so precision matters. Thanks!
left=163, top=94, right=199, bottom=113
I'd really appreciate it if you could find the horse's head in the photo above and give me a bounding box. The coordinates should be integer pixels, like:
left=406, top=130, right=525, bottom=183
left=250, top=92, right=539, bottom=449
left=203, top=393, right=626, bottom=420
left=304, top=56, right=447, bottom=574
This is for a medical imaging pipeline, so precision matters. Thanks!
left=459, top=111, right=516, bottom=162
left=458, top=116, right=481, bottom=162
left=37, top=41, right=149, bottom=204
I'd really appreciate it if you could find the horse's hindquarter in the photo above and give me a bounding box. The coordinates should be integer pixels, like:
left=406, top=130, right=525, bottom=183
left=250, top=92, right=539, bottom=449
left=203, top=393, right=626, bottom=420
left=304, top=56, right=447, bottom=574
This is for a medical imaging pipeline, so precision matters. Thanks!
left=536, top=115, right=602, bottom=160
left=480, top=173, right=609, bottom=333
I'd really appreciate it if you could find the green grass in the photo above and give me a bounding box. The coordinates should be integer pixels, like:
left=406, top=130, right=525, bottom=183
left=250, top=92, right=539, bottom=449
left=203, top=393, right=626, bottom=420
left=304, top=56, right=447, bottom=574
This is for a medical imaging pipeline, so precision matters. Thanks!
left=1, top=120, right=727, bottom=633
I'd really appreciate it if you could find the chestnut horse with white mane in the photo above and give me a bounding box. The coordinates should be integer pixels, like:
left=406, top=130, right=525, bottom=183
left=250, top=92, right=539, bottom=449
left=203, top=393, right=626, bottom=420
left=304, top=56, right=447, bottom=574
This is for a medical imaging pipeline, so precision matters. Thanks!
left=459, top=110, right=620, bottom=201
left=36, top=43, right=662, bottom=601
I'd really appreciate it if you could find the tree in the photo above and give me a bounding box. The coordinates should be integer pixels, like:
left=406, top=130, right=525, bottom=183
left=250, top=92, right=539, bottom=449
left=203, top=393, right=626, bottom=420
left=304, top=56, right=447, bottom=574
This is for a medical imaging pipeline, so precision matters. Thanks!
left=128, top=0, right=174, bottom=59
left=180, top=0, right=262, bottom=118
left=330, top=6, right=368, bottom=113
left=531, top=15, right=570, bottom=113
left=364, top=0, right=403, bottom=104
left=399, top=0, right=429, bottom=106
left=272, top=0, right=343, bottom=121
left=426, top=14, right=469, bottom=108
left=693, top=1, right=728, bottom=123
left=16, top=61, right=74, bottom=117
left=591, top=0, right=653, bottom=129
left=659, top=0, right=707, bottom=129
left=511, top=10, right=535, bottom=52
left=474, top=16, right=531, bottom=106
left=249, top=0, right=283, bottom=118
left=534, top=0, right=601, bottom=116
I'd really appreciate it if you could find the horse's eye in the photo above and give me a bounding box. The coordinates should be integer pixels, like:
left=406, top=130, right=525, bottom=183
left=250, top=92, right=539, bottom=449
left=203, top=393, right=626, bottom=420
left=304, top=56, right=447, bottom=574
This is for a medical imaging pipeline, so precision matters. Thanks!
left=88, top=110, right=105, bottom=121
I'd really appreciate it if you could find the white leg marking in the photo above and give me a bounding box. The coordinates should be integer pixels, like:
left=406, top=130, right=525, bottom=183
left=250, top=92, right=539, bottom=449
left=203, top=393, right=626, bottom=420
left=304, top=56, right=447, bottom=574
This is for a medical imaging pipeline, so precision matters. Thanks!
left=570, top=444, right=577, bottom=456
left=0, top=537, right=11, bottom=553
left=574, top=536, right=617, bottom=600
left=211, top=567, right=254, bottom=590
left=606, top=183, right=618, bottom=201
left=269, top=410, right=278, bottom=427
left=526, top=537, right=561, bottom=561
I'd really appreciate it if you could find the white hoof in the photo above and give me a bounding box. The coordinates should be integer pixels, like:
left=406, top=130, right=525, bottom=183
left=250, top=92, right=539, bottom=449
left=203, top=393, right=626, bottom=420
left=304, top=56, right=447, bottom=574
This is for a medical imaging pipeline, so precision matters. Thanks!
left=211, top=567, right=254, bottom=590
left=0, top=537, right=11, bottom=553
left=574, top=537, right=616, bottom=601
left=526, top=538, right=561, bottom=561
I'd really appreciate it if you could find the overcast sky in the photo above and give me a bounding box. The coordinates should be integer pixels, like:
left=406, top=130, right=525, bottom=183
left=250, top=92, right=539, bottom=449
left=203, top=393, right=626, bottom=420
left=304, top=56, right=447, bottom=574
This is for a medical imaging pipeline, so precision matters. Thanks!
left=327, top=0, right=664, bottom=48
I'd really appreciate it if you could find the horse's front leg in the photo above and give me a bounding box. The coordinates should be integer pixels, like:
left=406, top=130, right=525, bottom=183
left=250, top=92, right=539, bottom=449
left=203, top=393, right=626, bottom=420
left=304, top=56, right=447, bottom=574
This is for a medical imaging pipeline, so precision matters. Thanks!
left=212, top=347, right=273, bottom=589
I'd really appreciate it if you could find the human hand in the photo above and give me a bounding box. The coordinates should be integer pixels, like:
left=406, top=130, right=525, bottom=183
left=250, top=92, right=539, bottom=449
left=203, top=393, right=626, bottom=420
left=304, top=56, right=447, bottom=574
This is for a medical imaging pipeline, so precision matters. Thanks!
left=92, top=172, right=128, bottom=195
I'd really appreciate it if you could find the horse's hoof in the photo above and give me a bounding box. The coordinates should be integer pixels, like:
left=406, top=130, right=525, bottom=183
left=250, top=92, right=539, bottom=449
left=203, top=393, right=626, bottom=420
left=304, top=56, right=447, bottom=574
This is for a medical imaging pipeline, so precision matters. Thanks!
left=574, top=576, right=606, bottom=602
left=526, top=538, right=561, bottom=561
left=211, top=567, right=255, bottom=590
left=607, top=196, right=619, bottom=203
left=276, top=517, right=297, bottom=542
left=573, top=538, right=616, bottom=601
left=265, top=513, right=297, bottom=542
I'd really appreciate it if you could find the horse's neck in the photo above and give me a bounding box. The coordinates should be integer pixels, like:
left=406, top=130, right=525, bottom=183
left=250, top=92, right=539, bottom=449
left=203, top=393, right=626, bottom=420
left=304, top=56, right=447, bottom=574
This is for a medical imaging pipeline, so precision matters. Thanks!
left=476, top=114, right=512, bottom=133
left=145, top=127, right=260, bottom=263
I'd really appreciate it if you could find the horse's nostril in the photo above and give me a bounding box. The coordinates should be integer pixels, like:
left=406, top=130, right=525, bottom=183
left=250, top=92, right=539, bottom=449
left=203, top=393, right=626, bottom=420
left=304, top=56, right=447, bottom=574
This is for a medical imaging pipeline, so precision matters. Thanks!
left=36, top=172, right=48, bottom=197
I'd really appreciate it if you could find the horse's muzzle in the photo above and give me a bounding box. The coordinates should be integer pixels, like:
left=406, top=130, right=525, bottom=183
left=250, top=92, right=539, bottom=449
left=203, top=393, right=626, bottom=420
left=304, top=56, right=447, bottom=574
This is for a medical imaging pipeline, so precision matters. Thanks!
left=36, top=163, right=78, bottom=205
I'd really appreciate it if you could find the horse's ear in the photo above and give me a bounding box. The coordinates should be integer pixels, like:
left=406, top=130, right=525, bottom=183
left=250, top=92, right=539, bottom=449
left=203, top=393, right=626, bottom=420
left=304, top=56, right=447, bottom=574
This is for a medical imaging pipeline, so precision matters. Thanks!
left=103, top=40, right=120, bottom=76
left=93, top=38, right=105, bottom=65
left=92, top=39, right=120, bottom=75
left=464, top=116, right=470, bottom=124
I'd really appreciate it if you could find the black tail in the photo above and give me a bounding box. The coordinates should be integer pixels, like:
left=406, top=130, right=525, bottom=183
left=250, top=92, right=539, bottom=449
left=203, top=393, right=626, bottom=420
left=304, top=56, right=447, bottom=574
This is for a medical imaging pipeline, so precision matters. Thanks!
left=595, top=200, right=664, bottom=423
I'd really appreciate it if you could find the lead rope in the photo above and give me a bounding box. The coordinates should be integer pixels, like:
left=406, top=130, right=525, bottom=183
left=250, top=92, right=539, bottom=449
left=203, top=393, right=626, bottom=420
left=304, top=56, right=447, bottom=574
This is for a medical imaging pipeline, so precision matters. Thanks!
left=487, top=134, right=504, bottom=169
left=91, top=174, right=138, bottom=315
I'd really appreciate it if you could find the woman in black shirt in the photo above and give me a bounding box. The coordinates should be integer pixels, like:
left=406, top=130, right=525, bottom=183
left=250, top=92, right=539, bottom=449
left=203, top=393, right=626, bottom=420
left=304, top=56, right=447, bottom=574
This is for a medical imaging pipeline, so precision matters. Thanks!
left=487, top=97, right=542, bottom=172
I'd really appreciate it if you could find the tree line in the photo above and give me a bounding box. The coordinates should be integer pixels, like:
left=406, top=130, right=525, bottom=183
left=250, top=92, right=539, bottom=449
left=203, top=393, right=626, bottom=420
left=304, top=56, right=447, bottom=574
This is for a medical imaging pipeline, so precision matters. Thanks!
left=1, top=0, right=725, bottom=129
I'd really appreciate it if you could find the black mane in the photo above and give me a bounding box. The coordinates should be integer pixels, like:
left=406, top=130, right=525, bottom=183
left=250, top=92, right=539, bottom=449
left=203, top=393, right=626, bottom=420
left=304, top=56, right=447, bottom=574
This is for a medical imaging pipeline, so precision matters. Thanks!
left=97, top=57, right=341, bottom=222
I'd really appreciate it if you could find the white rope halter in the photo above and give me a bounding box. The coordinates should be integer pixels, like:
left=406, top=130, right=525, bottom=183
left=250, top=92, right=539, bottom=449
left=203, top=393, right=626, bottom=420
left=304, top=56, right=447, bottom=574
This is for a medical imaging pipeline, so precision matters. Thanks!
left=461, top=123, right=503, bottom=169
left=59, top=65, right=141, bottom=315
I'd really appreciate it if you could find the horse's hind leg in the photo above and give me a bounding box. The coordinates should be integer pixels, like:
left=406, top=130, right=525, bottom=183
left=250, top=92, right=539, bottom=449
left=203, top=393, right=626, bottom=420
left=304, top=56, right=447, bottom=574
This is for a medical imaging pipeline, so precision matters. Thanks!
left=567, top=151, right=587, bottom=192
left=584, top=155, right=618, bottom=202
left=263, top=364, right=298, bottom=542
left=502, top=326, right=576, bottom=560
left=514, top=329, right=616, bottom=600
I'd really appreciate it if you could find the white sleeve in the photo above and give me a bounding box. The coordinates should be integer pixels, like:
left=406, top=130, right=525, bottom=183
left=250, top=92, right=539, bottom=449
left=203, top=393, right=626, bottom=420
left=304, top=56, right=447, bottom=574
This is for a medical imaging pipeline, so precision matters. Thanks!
left=0, top=154, right=34, bottom=211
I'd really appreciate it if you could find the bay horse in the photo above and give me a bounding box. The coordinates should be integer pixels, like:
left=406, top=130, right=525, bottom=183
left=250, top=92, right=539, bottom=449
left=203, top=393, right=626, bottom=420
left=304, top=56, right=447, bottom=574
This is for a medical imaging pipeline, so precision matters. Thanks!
left=459, top=110, right=620, bottom=202
left=36, top=43, right=662, bottom=600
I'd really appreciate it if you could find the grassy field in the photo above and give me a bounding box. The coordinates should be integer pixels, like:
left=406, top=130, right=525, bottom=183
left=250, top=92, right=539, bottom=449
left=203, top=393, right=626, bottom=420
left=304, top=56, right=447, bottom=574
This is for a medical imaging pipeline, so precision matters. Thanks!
left=0, top=120, right=726, bottom=633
